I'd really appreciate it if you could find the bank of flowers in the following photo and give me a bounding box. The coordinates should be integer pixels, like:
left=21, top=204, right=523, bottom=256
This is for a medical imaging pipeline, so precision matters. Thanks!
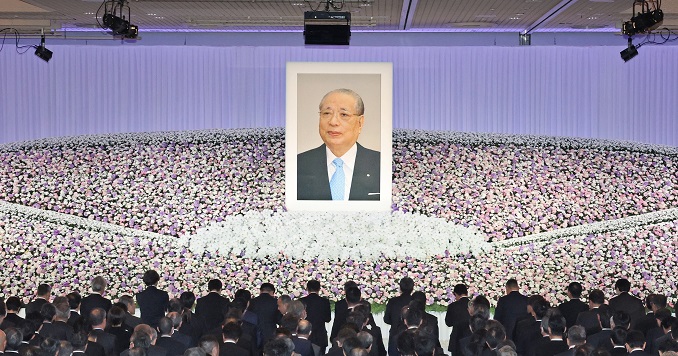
left=1, top=201, right=676, bottom=307
left=0, top=129, right=675, bottom=242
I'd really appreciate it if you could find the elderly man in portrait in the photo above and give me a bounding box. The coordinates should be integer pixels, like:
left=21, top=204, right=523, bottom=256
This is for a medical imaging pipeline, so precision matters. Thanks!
left=297, top=88, right=380, bottom=201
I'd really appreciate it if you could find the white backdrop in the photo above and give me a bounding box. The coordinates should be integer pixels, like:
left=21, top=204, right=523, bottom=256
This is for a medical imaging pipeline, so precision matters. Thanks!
left=1, top=44, right=677, bottom=146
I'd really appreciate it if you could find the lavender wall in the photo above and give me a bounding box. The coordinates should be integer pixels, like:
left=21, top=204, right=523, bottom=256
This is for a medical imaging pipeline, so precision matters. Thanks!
left=1, top=33, right=676, bottom=146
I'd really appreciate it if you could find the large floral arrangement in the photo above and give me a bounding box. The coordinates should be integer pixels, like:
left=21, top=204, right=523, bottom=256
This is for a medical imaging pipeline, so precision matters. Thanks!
left=0, top=129, right=676, bottom=307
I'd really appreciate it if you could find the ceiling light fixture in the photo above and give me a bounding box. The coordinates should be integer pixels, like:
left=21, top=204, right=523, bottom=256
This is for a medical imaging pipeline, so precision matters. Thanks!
left=34, top=30, right=52, bottom=62
left=98, top=0, right=139, bottom=39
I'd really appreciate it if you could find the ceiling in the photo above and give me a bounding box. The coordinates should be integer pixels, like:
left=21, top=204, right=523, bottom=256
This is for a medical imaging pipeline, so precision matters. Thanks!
left=1, top=0, right=676, bottom=35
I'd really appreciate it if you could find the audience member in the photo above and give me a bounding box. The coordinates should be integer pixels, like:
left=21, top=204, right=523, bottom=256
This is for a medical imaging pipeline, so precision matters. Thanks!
left=136, top=271, right=169, bottom=328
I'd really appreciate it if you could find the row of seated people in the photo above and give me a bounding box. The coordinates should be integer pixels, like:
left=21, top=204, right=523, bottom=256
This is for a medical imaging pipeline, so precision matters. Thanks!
left=0, top=272, right=677, bottom=356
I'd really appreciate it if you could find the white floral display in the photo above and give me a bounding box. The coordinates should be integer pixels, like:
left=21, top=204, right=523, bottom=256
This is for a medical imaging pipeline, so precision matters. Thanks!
left=179, top=210, right=490, bottom=260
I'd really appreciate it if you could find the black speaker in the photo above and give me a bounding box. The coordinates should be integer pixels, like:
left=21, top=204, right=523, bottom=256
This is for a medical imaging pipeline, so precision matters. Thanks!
left=304, top=11, right=351, bottom=45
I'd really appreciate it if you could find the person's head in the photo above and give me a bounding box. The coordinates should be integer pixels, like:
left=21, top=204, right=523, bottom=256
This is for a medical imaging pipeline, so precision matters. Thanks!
left=469, top=295, right=491, bottom=319
left=56, top=340, right=73, bottom=356
left=453, top=284, right=468, bottom=298
left=485, top=321, right=507, bottom=350
left=40, top=337, right=59, bottom=356
left=142, top=270, right=160, bottom=286
left=469, top=314, right=487, bottom=333
left=37, top=284, right=52, bottom=298
left=346, top=311, right=367, bottom=329
left=344, top=281, right=358, bottom=294
left=297, top=320, right=312, bottom=337
left=5, top=327, right=22, bottom=351
left=287, top=301, right=306, bottom=320
left=646, top=294, right=668, bottom=311
left=198, top=335, right=220, bottom=356
left=0, top=329, right=6, bottom=353
left=567, top=282, right=583, bottom=299
left=342, top=336, right=362, bottom=356
left=65, top=293, right=81, bottom=311
left=157, top=317, right=173, bottom=336
left=277, top=295, right=291, bottom=314
left=625, top=330, right=646, bottom=351
left=335, top=328, right=358, bottom=347
left=167, top=298, right=183, bottom=314
left=207, top=279, right=222, bottom=292
left=505, top=279, right=520, bottom=294
left=115, top=296, right=133, bottom=314
left=547, top=314, right=566, bottom=337
left=588, top=289, right=605, bottom=307
left=658, top=339, right=678, bottom=355
left=411, top=291, right=426, bottom=307
left=566, top=325, right=587, bottom=347
left=179, top=292, right=196, bottom=310
left=129, top=348, right=148, bottom=356
left=614, top=279, right=631, bottom=294
left=41, top=303, right=57, bottom=322
left=611, top=327, right=627, bottom=347
left=6, top=296, right=23, bottom=312
left=356, top=331, right=373, bottom=351
left=134, top=324, right=157, bottom=344
left=346, top=287, right=361, bottom=305
left=91, top=276, right=107, bottom=294
left=611, top=311, right=631, bottom=330
left=54, top=301, right=70, bottom=322
left=263, top=336, right=294, bottom=356
left=260, top=283, right=275, bottom=296
left=599, top=306, right=613, bottom=329
left=318, top=89, right=366, bottom=157
left=233, top=289, right=251, bottom=302
left=222, top=322, right=242, bottom=342
left=130, top=330, right=152, bottom=349
left=399, top=278, right=415, bottom=295
left=306, top=280, right=321, bottom=293
left=497, top=345, right=518, bottom=356
left=396, top=330, right=417, bottom=356
left=403, top=307, right=422, bottom=328
left=69, top=331, right=88, bottom=351
left=167, top=312, right=182, bottom=329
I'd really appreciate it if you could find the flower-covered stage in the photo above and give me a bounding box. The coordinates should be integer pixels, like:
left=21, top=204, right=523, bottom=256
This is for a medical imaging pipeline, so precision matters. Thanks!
left=0, top=129, right=676, bottom=306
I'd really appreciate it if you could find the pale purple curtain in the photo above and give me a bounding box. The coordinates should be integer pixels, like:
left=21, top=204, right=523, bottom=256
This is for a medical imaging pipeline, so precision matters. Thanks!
left=1, top=45, right=676, bottom=146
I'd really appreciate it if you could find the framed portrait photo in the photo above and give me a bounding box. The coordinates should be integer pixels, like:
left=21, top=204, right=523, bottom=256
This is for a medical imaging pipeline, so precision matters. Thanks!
left=285, top=62, right=393, bottom=212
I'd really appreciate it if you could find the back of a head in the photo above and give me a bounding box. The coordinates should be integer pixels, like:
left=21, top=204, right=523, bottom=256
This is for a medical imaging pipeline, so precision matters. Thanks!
left=107, top=306, right=126, bottom=327
left=403, top=307, right=423, bottom=328
left=356, top=331, right=373, bottom=350
left=40, top=337, right=60, bottom=356
left=396, top=330, right=417, bottom=356
left=411, top=292, right=426, bottom=307
left=91, top=276, right=107, bottom=293
left=531, top=296, right=550, bottom=319
left=168, top=298, right=183, bottom=313
left=222, top=322, right=243, bottom=341
left=41, top=303, right=57, bottom=322
left=234, top=289, right=252, bottom=302
left=263, top=337, right=294, bottom=356
left=567, top=282, right=583, bottom=298
left=614, top=279, right=631, bottom=293
left=548, top=314, right=567, bottom=336
left=612, top=311, right=631, bottom=329
left=5, top=327, right=24, bottom=351
left=346, top=311, right=367, bottom=328
left=89, top=308, right=106, bottom=326
left=70, top=331, right=89, bottom=350
left=344, top=281, right=358, bottom=293
left=129, top=348, right=147, bottom=356
left=567, top=325, right=587, bottom=346
left=119, top=295, right=135, bottom=310
left=287, top=301, right=305, bottom=319
left=142, top=270, right=160, bottom=286
left=306, top=280, right=321, bottom=293
left=486, top=322, right=507, bottom=349
left=260, top=283, right=275, bottom=294
left=469, top=314, right=488, bottom=333
left=22, top=345, right=43, bottom=356
left=472, top=295, right=491, bottom=313
left=588, top=290, right=605, bottom=305
left=657, top=339, right=678, bottom=354
left=37, top=284, right=52, bottom=297
left=6, top=296, right=23, bottom=312
left=158, top=317, right=174, bottom=335
left=279, top=314, right=299, bottom=334
left=610, top=327, right=628, bottom=346
left=342, top=336, right=362, bottom=356
left=625, top=330, right=645, bottom=349
left=297, top=319, right=312, bottom=336
left=198, top=335, right=220, bottom=356
left=57, top=340, right=73, bottom=356
left=54, top=302, right=71, bottom=321
left=505, top=279, right=519, bottom=290
left=598, top=306, right=613, bottom=329
left=574, top=344, right=594, bottom=356
left=399, top=278, right=415, bottom=295
left=497, top=345, right=518, bottom=356
left=180, top=292, right=196, bottom=309
left=346, top=287, right=361, bottom=305
left=131, top=330, right=152, bottom=349
left=183, top=347, right=206, bottom=356
left=335, top=327, right=358, bottom=344
left=134, top=324, right=157, bottom=343
left=207, top=279, right=222, bottom=291
left=348, top=348, right=369, bottom=356
left=414, top=333, right=436, bottom=356
left=453, top=284, right=468, bottom=296
left=472, top=302, right=491, bottom=320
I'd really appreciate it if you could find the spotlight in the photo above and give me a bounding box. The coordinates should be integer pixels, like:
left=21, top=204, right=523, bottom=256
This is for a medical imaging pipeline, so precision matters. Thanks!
left=103, top=13, right=138, bottom=38
left=622, top=1, right=664, bottom=36
left=34, top=33, right=52, bottom=62
left=620, top=38, right=639, bottom=62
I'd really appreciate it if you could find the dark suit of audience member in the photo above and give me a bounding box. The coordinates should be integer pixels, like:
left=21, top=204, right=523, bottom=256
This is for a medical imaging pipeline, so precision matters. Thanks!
left=534, top=338, right=568, bottom=356
left=85, top=341, right=105, bottom=356
left=493, top=280, right=528, bottom=341
left=610, top=346, right=629, bottom=356
left=106, top=325, right=132, bottom=356
left=40, top=320, right=73, bottom=341
left=136, top=286, right=169, bottom=329
left=300, top=289, right=331, bottom=351
left=384, top=278, right=415, bottom=338
left=80, top=294, right=112, bottom=320
left=25, top=298, right=49, bottom=320
left=195, top=291, right=230, bottom=332
left=156, top=335, right=187, bottom=356
left=609, top=280, right=645, bottom=326
left=247, top=284, right=278, bottom=343
left=220, top=341, right=250, bottom=356
left=90, top=328, right=117, bottom=356
left=576, top=306, right=609, bottom=336
left=558, top=299, right=588, bottom=329
left=121, top=345, right=168, bottom=356
left=445, top=293, right=470, bottom=355
left=330, top=298, right=349, bottom=341
left=292, top=336, right=314, bottom=356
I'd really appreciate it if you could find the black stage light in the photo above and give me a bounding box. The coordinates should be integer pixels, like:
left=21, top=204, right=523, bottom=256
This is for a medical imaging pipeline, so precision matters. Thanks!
left=620, top=40, right=639, bottom=62
left=103, top=13, right=138, bottom=39
left=34, top=34, right=52, bottom=62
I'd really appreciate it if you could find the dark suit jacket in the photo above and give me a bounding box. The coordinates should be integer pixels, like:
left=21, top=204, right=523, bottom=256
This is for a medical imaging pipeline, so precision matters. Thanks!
left=248, top=293, right=278, bottom=343
left=156, top=335, right=187, bottom=356
left=493, top=291, right=529, bottom=341
left=297, top=143, right=380, bottom=201
left=120, top=345, right=168, bottom=356
left=107, top=325, right=133, bottom=355
left=136, top=286, right=169, bottom=328
left=609, top=293, right=645, bottom=325
left=587, top=329, right=613, bottom=351
left=195, top=292, right=230, bottom=332
left=85, top=340, right=105, bottom=356
left=39, top=320, right=73, bottom=341
left=555, top=347, right=578, bottom=356
left=534, top=339, right=568, bottom=356
left=330, top=299, right=349, bottom=341
left=645, top=327, right=664, bottom=355
left=219, top=341, right=250, bottom=356
left=179, top=312, right=207, bottom=347
left=300, top=293, right=331, bottom=348
left=25, top=298, right=49, bottom=319
left=68, top=311, right=81, bottom=328
left=514, top=318, right=542, bottom=355
left=558, top=299, right=589, bottom=329
left=80, top=294, right=113, bottom=318
left=576, top=307, right=607, bottom=336
left=384, top=294, right=412, bottom=336
left=90, top=328, right=118, bottom=356
left=633, top=313, right=656, bottom=336
left=446, top=296, right=471, bottom=354
left=363, top=325, right=387, bottom=356
left=1, top=313, right=26, bottom=330
left=610, top=346, right=629, bottom=356
left=627, top=350, right=652, bottom=356
left=123, top=313, right=143, bottom=330
left=293, top=336, right=315, bottom=356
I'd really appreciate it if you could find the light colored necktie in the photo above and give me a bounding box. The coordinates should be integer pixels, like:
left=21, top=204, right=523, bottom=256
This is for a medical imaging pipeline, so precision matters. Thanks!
left=330, top=158, right=345, bottom=200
